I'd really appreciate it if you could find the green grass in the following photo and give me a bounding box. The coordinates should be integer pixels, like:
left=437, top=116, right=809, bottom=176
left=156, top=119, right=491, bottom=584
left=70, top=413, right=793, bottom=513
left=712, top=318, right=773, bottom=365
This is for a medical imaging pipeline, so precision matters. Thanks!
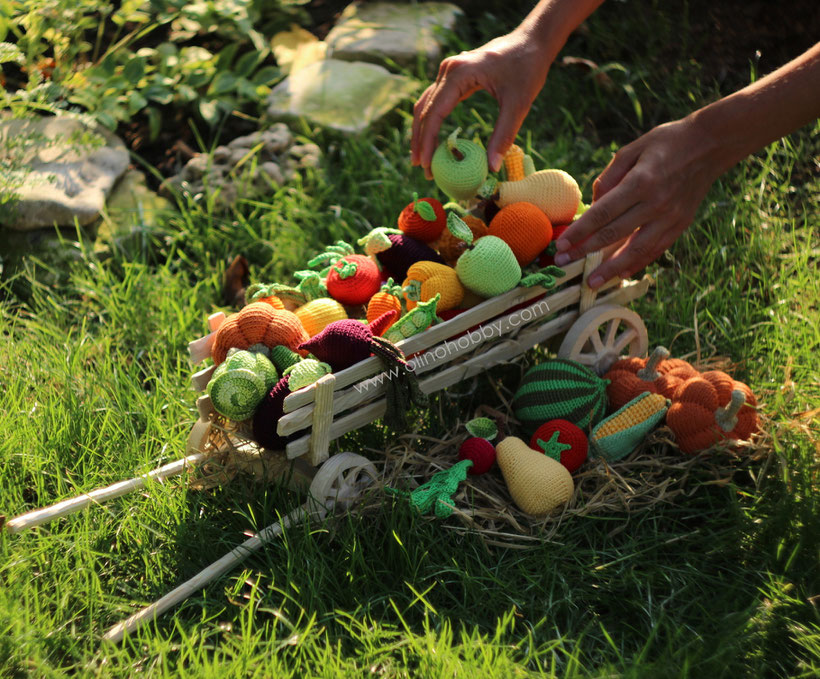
left=1, top=1, right=818, bottom=676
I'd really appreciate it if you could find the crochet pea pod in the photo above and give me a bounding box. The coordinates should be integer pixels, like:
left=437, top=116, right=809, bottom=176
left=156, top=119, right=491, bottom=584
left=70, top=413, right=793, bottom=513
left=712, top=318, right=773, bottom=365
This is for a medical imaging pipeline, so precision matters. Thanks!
left=383, top=295, right=441, bottom=344
left=590, top=392, right=669, bottom=462
left=207, top=348, right=278, bottom=421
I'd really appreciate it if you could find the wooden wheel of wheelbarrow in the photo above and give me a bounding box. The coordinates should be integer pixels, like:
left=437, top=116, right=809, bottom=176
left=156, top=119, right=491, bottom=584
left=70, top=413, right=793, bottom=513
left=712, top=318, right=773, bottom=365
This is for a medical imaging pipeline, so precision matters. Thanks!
left=558, top=303, right=649, bottom=376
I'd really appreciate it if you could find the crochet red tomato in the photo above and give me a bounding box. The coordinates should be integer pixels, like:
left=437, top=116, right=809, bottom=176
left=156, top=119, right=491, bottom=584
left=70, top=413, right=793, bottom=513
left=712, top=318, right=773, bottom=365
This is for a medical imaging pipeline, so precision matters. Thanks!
left=458, top=437, right=496, bottom=475
left=326, top=254, right=381, bottom=306
left=528, top=419, right=588, bottom=473
left=398, top=194, right=446, bottom=243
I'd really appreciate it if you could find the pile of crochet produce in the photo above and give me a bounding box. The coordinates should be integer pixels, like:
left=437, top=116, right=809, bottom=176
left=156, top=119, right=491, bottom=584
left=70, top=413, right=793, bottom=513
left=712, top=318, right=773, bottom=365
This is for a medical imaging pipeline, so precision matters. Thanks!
left=201, top=130, right=585, bottom=449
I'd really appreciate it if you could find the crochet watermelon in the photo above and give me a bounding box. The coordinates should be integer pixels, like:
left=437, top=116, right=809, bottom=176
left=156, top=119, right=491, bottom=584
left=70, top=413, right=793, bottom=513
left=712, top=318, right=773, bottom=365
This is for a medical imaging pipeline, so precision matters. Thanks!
left=512, top=359, right=609, bottom=436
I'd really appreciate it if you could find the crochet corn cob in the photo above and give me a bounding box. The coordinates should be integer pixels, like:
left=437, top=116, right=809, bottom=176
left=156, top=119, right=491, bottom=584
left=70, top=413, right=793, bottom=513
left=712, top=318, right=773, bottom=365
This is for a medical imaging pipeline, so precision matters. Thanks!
left=590, top=392, right=669, bottom=461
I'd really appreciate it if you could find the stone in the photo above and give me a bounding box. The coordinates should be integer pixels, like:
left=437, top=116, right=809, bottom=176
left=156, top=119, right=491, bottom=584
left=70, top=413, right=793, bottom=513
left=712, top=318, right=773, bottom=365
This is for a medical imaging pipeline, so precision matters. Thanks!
left=0, top=117, right=130, bottom=230
left=271, top=25, right=328, bottom=76
left=266, top=59, right=417, bottom=135
left=325, top=2, right=462, bottom=69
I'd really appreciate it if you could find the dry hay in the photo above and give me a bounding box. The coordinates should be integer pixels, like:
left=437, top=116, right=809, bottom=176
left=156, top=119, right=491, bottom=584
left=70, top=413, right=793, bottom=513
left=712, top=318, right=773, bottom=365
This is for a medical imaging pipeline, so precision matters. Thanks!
left=182, top=346, right=774, bottom=548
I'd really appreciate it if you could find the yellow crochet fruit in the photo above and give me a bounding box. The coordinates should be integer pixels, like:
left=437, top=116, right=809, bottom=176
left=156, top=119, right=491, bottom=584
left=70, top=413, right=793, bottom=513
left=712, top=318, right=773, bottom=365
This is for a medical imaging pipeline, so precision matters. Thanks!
left=497, top=169, right=581, bottom=225
left=294, top=298, right=347, bottom=337
left=503, top=144, right=526, bottom=181
left=403, top=261, right=464, bottom=312
left=495, top=436, right=574, bottom=517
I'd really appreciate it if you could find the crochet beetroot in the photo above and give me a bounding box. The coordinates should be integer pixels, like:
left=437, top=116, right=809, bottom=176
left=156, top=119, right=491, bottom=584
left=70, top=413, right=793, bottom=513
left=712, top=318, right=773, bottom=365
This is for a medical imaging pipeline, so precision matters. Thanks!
left=252, top=374, right=295, bottom=450
left=398, top=193, right=446, bottom=243
left=358, top=228, right=444, bottom=282
left=297, top=310, right=399, bottom=372
left=458, top=437, right=496, bottom=475
left=325, top=254, right=381, bottom=306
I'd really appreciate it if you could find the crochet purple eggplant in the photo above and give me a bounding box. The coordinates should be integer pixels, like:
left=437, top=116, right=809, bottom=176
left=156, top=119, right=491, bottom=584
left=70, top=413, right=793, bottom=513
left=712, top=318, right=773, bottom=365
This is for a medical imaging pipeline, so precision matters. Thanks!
left=357, top=228, right=444, bottom=281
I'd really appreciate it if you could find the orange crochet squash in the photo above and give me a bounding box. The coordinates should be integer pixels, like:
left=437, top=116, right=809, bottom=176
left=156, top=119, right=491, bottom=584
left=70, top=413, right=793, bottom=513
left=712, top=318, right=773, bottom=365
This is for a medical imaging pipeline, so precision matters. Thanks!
left=605, top=346, right=699, bottom=410
left=666, top=370, right=758, bottom=454
left=488, top=201, right=553, bottom=267
left=211, top=302, right=310, bottom=365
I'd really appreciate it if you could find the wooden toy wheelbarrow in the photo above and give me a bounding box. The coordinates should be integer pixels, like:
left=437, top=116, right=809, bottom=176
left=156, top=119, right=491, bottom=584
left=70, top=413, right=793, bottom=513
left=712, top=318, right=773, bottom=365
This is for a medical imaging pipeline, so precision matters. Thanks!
left=4, top=246, right=650, bottom=640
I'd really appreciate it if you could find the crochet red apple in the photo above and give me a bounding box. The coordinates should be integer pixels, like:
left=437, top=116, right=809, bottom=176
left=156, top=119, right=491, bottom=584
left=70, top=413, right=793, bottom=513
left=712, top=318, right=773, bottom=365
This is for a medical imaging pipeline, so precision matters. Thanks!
left=529, top=419, right=588, bottom=473
left=398, top=194, right=447, bottom=243
left=326, top=254, right=381, bottom=306
left=458, top=437, right=496, bottom=475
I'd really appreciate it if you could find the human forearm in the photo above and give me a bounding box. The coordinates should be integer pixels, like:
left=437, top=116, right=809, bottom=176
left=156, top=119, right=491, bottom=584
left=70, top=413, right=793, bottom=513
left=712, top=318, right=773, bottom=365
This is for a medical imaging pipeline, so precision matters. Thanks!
left=689, top=41, right=820, bottom=176
left=514, top=0, right=607, bottom=64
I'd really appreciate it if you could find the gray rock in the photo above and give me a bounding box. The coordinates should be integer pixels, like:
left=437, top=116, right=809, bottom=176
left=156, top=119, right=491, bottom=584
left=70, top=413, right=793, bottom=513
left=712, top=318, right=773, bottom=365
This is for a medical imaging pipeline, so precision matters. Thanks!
left=325, top=2, right=462, bottom=69
left=0, top=117, right=130, bottom=230
left=257, top=162, right=284, bottom=186
left=267, top=59, right=417, bottom=134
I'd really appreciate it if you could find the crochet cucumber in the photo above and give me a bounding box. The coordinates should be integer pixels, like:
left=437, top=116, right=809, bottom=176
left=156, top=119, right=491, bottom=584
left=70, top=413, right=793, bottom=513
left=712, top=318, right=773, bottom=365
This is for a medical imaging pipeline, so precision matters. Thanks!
left=512, top=358, right=610, bottom=435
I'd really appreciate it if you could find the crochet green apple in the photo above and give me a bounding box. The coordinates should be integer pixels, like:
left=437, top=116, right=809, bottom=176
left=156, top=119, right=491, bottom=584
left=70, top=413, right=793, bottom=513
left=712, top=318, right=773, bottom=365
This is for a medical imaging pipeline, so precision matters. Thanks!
left=431, top=128, right=488, bottom=202
left=449, top=213, right=521, bottom=297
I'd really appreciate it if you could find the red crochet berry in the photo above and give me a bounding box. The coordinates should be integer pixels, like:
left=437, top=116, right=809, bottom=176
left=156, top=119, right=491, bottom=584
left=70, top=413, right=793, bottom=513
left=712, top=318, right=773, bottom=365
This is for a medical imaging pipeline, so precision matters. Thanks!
left=538, top=223, right=570, bottom=267
left=398, top=195, right=446, bottom=243
left=326, top=254, right=381, bottom=306
left=529, top=419, right=588, bottom=473
left=458, top=437, right=496, bottom=475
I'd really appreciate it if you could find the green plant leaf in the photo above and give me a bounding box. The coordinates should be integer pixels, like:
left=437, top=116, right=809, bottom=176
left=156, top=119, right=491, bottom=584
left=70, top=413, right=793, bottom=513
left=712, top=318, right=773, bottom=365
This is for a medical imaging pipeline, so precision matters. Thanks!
left=234, top=50, right=260, bottom=78
left=252, top=65, right=280, bottom=85
left=127, top=90, right=147, bottom=114
left=198, top=99, right=219, bottom=124
left=123, top=56, right=145, bottom=83
left=216, top=43, right=239, bottom=71
left=145, top=106, right=162, bottom=142
left=209, top=71, right=237, bottom=96
left=142, top=83, right=173, bottom=105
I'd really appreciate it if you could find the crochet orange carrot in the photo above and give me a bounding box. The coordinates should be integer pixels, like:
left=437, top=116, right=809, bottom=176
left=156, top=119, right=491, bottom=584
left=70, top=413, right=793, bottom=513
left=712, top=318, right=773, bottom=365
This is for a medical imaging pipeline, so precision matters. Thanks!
left=366, top=277, right=404, bottom=332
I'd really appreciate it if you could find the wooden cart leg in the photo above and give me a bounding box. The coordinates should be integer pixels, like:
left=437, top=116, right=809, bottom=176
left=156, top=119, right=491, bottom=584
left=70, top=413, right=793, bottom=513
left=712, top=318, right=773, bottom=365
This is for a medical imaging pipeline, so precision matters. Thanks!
left=579, top=251, right=605, bottom=313
left=306, top=373, right=336, bottom=467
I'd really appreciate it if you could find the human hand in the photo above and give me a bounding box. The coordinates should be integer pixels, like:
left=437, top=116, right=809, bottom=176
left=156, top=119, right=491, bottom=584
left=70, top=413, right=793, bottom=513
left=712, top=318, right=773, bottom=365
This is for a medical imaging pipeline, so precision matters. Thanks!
left=553, top=116, right=722, bottom=288
left=411, top=31, right=552, bottom=179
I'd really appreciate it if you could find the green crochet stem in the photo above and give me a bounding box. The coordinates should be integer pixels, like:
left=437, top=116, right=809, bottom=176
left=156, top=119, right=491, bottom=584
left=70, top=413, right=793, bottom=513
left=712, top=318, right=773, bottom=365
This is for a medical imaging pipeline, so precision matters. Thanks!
left=379, top=277, right=404, bottom=299
left=270, top=345, right=301, bottom=372
left=412, top=193, right=437, bottom=222
left=442, top=201, right=468, bottom=216
left=335, top=261, right=359, bottom=279
left=445, top=127, right=465, bottom=160
left=387, top=459, right=473, bottom=518
left=520, top=265, right=565, bottom=289
left=715, top=389, right=746, bottom=432
left=307, top=241, right=355, bottom=269
left=403, top=280, right=422, bottom=302
left=522, top=154, right=536, bottom=177
left=478, top=176, right=498, bottom=200
left=536, top=430, right=572, bottom=461
left=636, top=346, right=670, bottom=381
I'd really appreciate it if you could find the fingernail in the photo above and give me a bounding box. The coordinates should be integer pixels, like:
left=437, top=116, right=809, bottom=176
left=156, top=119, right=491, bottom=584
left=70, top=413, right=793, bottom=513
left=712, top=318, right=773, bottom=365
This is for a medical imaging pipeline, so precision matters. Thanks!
left=555, top=238, right=569, bottom=252
left=554, top=253, right=571, bottom=266
left=588, top=275, right=604, bottom=289
left=489, top=153, right=502, bottom=173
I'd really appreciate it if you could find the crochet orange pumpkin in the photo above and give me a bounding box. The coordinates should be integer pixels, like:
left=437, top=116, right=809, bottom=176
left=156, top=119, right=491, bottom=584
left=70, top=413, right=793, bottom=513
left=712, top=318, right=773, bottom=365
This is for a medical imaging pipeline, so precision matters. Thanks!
left=211, top=302, right=310, bottom=365
left=604, top=346, right=698, bottom=410
left=488, top=201, right=553, bottom=267
left=666, top=370, right=758, bottom=454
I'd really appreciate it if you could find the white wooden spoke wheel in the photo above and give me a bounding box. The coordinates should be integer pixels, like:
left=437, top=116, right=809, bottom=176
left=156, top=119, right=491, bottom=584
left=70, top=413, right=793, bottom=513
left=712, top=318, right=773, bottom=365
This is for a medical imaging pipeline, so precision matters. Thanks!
left=558, top=303, right=649, bottom=376
left=307, top=452, right=378, bottom=516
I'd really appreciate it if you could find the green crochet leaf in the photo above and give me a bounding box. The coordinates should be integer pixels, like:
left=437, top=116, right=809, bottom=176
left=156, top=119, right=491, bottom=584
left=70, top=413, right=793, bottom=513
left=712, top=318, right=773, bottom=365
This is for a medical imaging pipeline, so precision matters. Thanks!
left=465, top=417, right=497, bottom=441
left=520, top=265, right=565, bottom=289
left=478, top=176, right=498, bottom=199
left=414, top=199, right=437, bottom=222
left=446, top=212, right=473, bottom=245
left=536, top=430, right=571, bottom=461
left=408, top=459, right=473, bottom=518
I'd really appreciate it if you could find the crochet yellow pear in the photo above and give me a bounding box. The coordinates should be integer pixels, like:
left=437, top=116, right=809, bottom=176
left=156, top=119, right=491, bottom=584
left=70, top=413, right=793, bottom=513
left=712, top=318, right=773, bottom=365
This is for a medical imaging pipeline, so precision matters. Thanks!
left=496, top=436, right=574, bottom=517
left=497, top=169, right=581, bottom=225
